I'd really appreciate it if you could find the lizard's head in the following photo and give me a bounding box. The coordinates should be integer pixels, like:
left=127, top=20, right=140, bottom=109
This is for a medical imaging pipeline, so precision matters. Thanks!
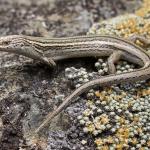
left=0, top=35, right=56, bottom=67
left=0, top=35, right=26, bottom=50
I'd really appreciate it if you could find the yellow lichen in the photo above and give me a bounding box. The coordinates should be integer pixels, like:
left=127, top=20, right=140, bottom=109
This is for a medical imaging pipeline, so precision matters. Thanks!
left=101, top=145, right=109, bottom=150
left=105, top=136, right=114, bottom=144
left=83, top=109, right=92, bottom=116
left=86, top=100, right=94, bottom=106
left=87, top=123, right=95, bottom=133
left=119, top=117, right=125, bottom=124
left=136, top=0, right=150, bottom=17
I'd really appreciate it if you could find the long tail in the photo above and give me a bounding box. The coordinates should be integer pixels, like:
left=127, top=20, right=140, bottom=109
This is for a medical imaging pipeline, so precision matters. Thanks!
left=34, top=65, right=150, bottom=134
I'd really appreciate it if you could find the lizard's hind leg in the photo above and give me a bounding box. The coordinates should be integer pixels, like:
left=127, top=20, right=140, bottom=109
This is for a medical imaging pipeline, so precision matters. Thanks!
left=128, top=35, right=150, bottom=59
left=107, top=51, right=123, bottom=74
left=129, top=35, right=150, bottom=47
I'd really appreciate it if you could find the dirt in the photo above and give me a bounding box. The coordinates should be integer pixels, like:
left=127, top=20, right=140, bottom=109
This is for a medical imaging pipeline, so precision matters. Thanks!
left=0, top=0, right=142, bottom=150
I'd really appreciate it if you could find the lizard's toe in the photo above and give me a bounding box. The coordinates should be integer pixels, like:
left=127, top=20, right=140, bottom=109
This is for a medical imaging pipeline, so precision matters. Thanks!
left=42, top=57, right=56, bottom=67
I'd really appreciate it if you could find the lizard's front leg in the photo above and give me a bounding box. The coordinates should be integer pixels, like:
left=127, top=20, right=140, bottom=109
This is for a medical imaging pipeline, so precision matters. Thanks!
left=39, top=56, right=56, bottom=67
left=29, top=45, right=56, bottom=67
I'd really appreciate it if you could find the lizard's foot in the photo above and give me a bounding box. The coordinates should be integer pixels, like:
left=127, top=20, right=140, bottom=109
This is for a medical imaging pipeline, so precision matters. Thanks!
left=128, top=35, right=150, bottom=47
left=107, top=51, right=123, bottom=74
left=41, top=57, right=56, bottom=67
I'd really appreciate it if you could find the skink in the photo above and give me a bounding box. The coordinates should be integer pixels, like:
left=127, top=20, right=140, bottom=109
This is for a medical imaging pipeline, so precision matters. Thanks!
left=0, top=35, right=150, bottom=134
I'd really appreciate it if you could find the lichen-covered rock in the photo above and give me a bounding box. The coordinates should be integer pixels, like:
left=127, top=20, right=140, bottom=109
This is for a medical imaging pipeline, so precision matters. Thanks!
left=89, top=14, right=150, bottom=40
left=0, top=0, right=148, bottom=150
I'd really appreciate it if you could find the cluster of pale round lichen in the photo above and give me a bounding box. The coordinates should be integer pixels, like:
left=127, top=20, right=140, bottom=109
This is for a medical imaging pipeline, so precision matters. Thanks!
left=95, top=59, right=135, bottom=75
left=65, top=59, right=135, bottom=89
left=65, top=67, right=99, bottom=88
left=95, top=58, right=108, bottom=75
left=78, top=85, right=150, bottom=150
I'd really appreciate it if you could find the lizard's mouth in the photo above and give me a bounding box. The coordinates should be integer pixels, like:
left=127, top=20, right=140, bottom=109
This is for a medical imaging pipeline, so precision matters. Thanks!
left=0, top=45, right=10, bottom=51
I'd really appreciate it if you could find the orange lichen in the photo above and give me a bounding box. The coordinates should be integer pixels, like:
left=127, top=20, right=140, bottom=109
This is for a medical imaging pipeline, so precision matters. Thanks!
left=137, top=88, right=150, bottom=97
left=116, top=127, right=130, bottom=140
left=95, top=91, right=101, bottom=97
left=133, top=116, right=139, bottom=122
left=139, top=148, right=145, bottom=150
left=116, top=15, right=150, bottom=39
left=116, top=18, right=137, bottom=30
left=101, top=115, right=109, bottom=124
left=141, top=89, right=150, bottom=96
left=95, top=91, right=106, bottom=101
left=147, top=140, right=150, bottom=147
left=116, top=143, right=124, bottom=150
left=95, top=136, right=115, bottom=148
left=131, top=138, right=138, bottom=145
left=95, top=138, right=103, bottom=146
left=94, top=115, right=109, bottom=130
left=115, top=95, right=123, bottom=101
left=95, top=88, right=128, bottom=103
left=137, top=127, right=143, bottom=134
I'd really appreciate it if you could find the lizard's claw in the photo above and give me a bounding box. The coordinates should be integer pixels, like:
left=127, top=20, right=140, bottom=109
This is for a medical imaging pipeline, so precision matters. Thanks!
left=42, top=57, right=56, bottom=67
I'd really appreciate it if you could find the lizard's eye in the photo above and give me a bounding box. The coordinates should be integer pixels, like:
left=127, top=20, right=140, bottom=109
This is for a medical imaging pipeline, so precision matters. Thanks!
left=2, top=41, right=10, bottom=45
